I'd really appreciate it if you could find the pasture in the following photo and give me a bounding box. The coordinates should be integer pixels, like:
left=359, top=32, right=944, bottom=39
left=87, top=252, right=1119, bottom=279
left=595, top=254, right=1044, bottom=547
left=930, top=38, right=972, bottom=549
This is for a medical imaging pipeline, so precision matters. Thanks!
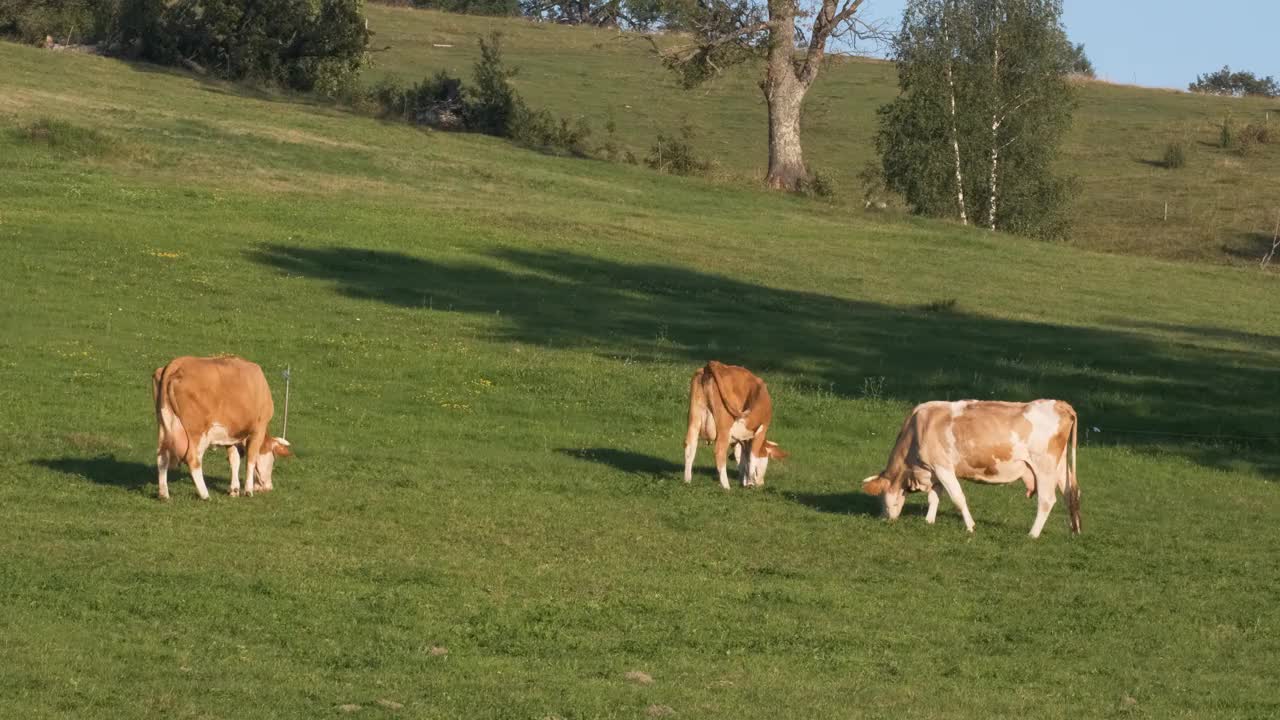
left=2, top=36, right=1279, bottom=719
left=361, top=5, right=1280, bottom=266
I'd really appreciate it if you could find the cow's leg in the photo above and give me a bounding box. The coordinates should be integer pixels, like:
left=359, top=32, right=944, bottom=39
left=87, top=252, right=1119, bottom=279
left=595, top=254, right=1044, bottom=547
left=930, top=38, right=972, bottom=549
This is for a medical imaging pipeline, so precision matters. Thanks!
left=227, top=445, right=242, bottom=497
left=738, top=443, right=752, bottom=487
left=925, top=489, right=940, bottom=524
left=713, top=433, right=732, bottom=491
left=1028, top=462, right=1056, bottom=538
left=683, top=416, right=701, bottom=484
left=156, top=446, right=171, bottom=501
left=243, top=431, right=266, bottom=497
left=932, top=467, right=975, bottom=532
left=185, top=442, right=210, bottom=501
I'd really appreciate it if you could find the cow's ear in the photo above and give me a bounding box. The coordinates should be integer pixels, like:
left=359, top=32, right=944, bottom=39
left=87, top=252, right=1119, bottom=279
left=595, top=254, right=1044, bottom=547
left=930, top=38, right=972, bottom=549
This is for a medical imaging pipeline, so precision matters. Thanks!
left=766, top=442, right=789, bottom=460
left=271, top=437, right=292, bottom=457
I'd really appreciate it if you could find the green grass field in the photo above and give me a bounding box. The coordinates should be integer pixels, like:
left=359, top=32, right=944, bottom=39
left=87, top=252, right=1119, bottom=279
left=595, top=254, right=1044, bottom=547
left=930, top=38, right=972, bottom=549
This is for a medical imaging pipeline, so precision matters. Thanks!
left=2, top=31, right=1280, bottom=720
left=360, top=5, right=1280, bottom=266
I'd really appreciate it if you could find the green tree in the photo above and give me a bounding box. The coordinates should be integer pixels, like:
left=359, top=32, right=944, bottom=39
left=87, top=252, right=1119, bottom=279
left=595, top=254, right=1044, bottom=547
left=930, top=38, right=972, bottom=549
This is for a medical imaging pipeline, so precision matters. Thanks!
left=876, top=0, right=1075, bottom=239
left=1189, top=66, right=1279, bottom=98
left=519, top=0, right=692, bottom=29
left=412, top=0, right=520, bottom=16
left=654, top=0, right=880, bottom=191
left=114, top=0, right=370, bottom=93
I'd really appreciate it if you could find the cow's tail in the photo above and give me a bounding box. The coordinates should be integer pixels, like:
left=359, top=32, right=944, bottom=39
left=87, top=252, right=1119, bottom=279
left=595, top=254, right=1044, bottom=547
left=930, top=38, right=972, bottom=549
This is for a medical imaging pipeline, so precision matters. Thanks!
left=1065, top=409, right=1081, bottom=534
left=155, top=365, right=191, bottom=460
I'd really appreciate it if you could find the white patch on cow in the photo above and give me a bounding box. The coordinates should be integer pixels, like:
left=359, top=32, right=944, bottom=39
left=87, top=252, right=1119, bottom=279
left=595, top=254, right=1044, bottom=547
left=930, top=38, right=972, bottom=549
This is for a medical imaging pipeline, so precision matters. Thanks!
left=1023, top=401, right=1060, bottom=452
left=190, top=465, right=210, bottom=500
left=206, top=422, right=236, bottom=446
left=227, top=444, right=242, bottom=496
left=745, top=453, right=769, bottom=487
left=729, top=418, right=756, bottom=442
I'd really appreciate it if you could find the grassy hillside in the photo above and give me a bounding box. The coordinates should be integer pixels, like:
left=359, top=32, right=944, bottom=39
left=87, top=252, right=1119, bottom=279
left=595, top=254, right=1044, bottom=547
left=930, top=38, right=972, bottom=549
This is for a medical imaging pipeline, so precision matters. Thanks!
left=2, top=36, right=1280, bottom=720
left=361, top=6, right=1280, bottom=266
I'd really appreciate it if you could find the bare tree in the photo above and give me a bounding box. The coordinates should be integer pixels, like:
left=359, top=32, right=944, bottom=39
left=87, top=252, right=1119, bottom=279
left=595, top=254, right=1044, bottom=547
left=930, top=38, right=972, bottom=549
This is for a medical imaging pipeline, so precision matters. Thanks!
left=654, top=0, right=881, bottom=190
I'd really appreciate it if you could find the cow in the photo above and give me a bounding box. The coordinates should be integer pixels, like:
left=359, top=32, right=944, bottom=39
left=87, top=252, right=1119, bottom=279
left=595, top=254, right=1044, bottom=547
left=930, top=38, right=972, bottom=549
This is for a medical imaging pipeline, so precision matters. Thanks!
left=152, top=356, right=291, bottom=500
left=683, top=361, right=787, bottom=490
left=861, top=399, right=1080, bottom=538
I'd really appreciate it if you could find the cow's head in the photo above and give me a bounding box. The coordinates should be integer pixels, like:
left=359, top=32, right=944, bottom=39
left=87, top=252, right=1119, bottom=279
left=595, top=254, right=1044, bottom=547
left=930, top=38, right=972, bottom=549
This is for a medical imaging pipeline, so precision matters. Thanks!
left=252, top=437, right=292, bottom=491
left=861, top=473, right=906, bottom=520
left=743, top=441, right=788, bottom=487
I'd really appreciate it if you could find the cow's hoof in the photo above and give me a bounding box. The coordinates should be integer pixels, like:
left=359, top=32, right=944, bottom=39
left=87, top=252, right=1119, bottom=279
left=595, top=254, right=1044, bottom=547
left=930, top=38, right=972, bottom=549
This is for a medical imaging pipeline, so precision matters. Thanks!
left=229, top=488, right=240, bottom=498
left=158, top=494, right=170, bottom=501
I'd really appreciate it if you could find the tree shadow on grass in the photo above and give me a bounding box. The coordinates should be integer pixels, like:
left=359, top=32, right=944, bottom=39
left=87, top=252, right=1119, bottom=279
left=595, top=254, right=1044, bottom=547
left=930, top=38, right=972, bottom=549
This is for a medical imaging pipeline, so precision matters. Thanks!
left=557, top=448, right=684, bottom=478
left=32, top=456, right=153, bottom=494
left=249, top=244, right=1280, bottom=478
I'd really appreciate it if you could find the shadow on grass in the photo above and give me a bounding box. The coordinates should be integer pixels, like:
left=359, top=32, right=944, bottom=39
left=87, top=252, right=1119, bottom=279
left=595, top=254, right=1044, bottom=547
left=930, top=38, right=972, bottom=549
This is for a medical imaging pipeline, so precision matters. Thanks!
left=32, top=456, right=152, bottom=493
left=249, top=245, right=1280, bottom=477
left=778, top=491, right=883, bottom=517
left=557, top=448, right=683, bottom=477
left=31, top=457, right=240, bottom=496
left=1221, top=231, right=1279, bottom=266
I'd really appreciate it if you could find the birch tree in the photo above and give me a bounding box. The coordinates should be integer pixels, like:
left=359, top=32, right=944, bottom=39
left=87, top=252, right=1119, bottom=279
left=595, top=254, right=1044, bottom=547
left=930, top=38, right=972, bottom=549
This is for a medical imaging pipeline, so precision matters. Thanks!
left=875, top=0, right=1075, bottom=239
left=654, top=0, right=881, bottom=191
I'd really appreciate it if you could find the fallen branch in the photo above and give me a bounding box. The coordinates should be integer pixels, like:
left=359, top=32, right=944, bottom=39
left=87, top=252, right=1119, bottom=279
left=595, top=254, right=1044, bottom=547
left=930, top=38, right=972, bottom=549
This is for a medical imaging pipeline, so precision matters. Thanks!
left=179, top=56, right=207, bottom=75
left=1261, top=211, right=1280, bottom=269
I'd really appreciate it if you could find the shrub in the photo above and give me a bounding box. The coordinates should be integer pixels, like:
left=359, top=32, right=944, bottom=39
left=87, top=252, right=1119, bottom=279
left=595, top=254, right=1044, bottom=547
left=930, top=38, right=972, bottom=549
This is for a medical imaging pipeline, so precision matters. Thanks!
left=465, top=32, right=522, bottom=137
left=1162, top=140, right=1187, bottom=169
left=1239, top=122, right=1272, bottom=146
left=1230, top=122, right=1271, bottom=157
left=1220, top=116, right=1235, bottom=149
left=118, top=0, right=370, bottom=93
left=0, top=0, right=99, bottom=45
left=512, top=111, right=592, bottom=156
left=367, top=36, right=591, bottom=156
left=797, top=168, right=836, bottom=199
left=598, top=116, right=629, bottom=163
left=645, top=123, right=710, bottom=176
left=407, top=0, right=519, bottom=15
left=373, top=72, right=467, bottom=128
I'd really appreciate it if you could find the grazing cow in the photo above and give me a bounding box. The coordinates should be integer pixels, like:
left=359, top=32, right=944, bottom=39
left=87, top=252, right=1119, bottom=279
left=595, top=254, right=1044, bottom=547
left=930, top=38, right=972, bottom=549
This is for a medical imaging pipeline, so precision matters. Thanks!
left=861, top=400, right=1079, bottom=537
left=683, top=361, right=787, bottom=489
left=152, top=356, right=291, bottom=500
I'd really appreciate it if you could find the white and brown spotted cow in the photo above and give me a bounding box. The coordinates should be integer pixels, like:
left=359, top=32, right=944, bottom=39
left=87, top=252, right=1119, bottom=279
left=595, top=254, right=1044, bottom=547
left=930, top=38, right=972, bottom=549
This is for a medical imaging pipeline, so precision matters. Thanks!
left=152, top=356, right=291, bottom=500
left=684, top=361, right=787, bottom=490
left=862, top=400, right=1080, bottom=537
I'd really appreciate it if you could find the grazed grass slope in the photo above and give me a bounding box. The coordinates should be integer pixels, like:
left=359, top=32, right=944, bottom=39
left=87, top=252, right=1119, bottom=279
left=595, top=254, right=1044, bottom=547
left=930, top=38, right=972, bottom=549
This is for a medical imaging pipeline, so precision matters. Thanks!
left=362, top=6, right=1280, bottom=265
left=2, top=40, right=1280, bottom=719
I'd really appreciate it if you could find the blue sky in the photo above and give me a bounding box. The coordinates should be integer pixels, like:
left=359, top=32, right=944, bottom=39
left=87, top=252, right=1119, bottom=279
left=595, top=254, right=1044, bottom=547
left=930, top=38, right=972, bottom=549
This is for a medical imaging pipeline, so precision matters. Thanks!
left=861, top=0, right=1280, bottom=90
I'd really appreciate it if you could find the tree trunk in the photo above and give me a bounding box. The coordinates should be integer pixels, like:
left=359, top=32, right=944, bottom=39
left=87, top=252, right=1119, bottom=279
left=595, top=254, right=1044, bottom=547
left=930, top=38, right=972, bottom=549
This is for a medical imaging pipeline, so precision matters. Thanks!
left=763, top=1, right=808, bottom=190
left=943, top=2, right=967, bottom=225
left=987, top=5, right=1001, bottom=231
left=764, top=75, right=808, bottom=190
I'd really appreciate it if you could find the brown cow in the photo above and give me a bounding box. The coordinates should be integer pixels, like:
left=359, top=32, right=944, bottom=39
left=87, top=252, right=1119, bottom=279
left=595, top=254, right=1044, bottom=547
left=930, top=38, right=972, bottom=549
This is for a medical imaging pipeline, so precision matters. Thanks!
left=861, top=400, right=1079, bottom=537
left=152, top=356, right=291, bottom=500
left=683, top=361, right=787, bottom=489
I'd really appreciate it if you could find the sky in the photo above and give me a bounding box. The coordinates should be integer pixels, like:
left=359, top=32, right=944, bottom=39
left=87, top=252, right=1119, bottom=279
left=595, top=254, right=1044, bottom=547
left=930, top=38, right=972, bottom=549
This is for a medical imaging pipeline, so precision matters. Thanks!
left=860, top=0, right=1280, bottom=90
